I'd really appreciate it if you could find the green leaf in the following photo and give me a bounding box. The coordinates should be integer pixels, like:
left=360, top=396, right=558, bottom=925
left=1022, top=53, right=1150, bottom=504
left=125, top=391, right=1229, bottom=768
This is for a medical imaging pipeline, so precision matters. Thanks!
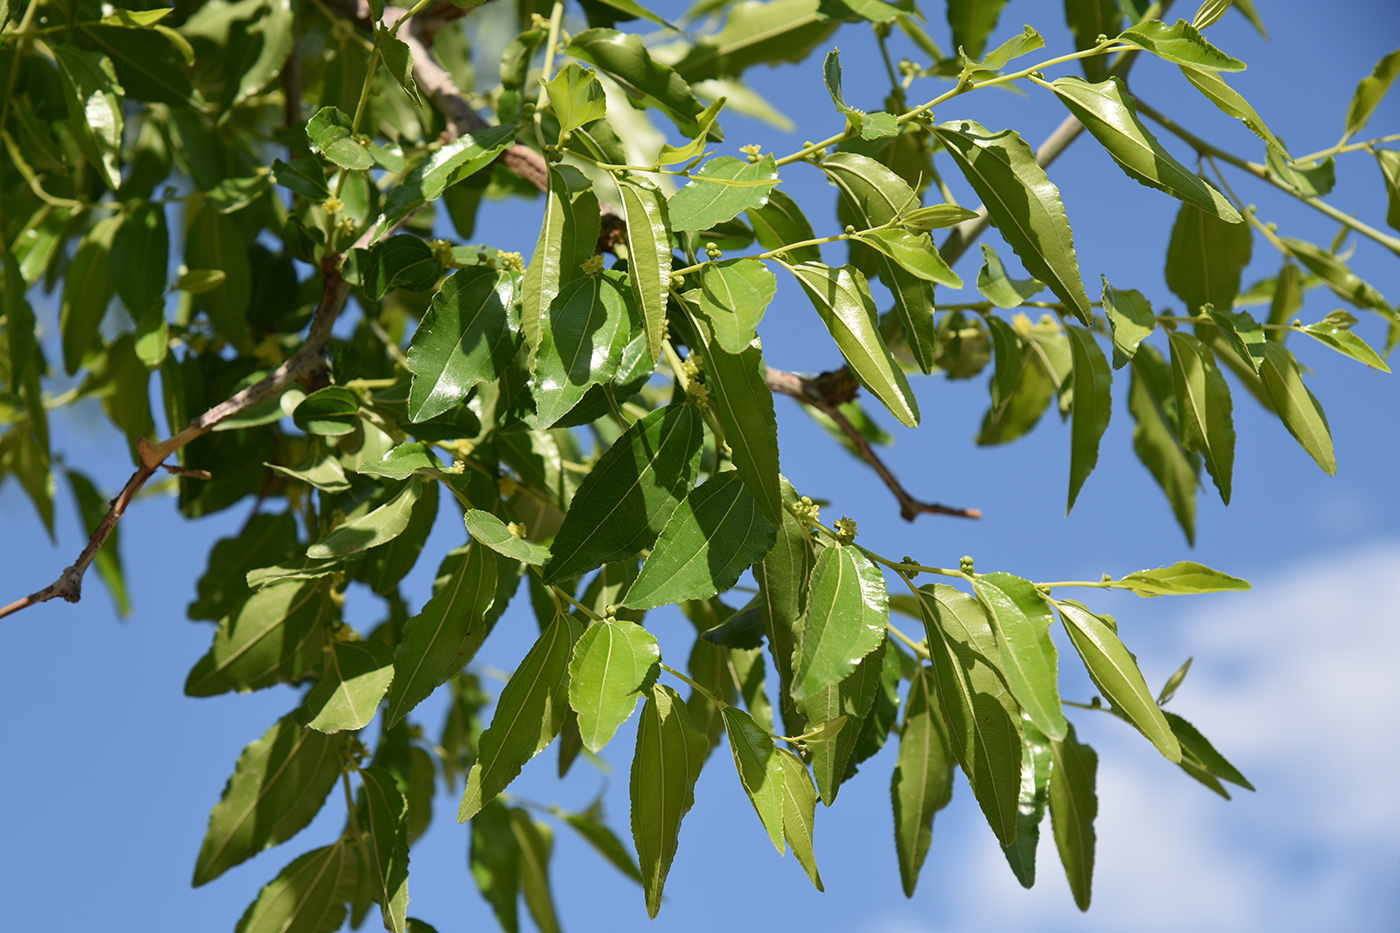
left=111, top=203, right=169, bottom=327
left=748, top=188, right=822, bottom=263
left=175, top=269, right=228, bottom=294
left=458, top=612, right=581, bottom=821
left=822, top=50, right=897, bottom=139
left=348, top=235, right=445, bottom=301
left=65, top=469, right=129, bottom=616
left=974, top=24, right=1045, bottom=72
left=1258, top=342, right=1336, bottom=474
left=1344, top=47, right=1400, bottom=137
left=193, top=513, right=309, bottom=613
left=900, top=203, right=981, bottom=230
left=784, top=261, right=920, bottom=427
left=51, top=46, right=124, bottom=189
left=510, top=810, right=561, bottom=933
left=722, top=706, right=786, bottom=853
left=978, top=332, right=1055, bottom=445
left=672, top=0, right=838, bottom=83
left=185, top=581, right=328, bottom=697
left=1049, top=76, right=1242, bottom=222
left=934, top=120, right=1094, bottom=326
left=623, top=472, right=778, bottom=609
left=308, top=481, right=422, bottom=559
left=544, top=63, right=608, bottom=136
left=977, top=243, right=1043, bottom=309
left=916, top=584, right=1022, bottom=846
left=381, top=125, right=517, bottom=231
left=465, top=509, right=553, bottom=565
left=946, top=0, right=1008, bottom=61
left=986, top=316, right=1024, bottom=410
left=753, top=479, right=814, bottom=731
left=185, top=203, right=250, bottom=341
left=656, top=97, right=726, bottom=166
left=59, top=215, right=120, bottom=375
left=1279, top=237, right=1390, bottom=312
left=973, top=572, right=1067, bottom=741
left=234, top=841, right=356, bottom=933
left=1300, top=320, right=1390, bottom=371
left=1179, top=65, right=1288, bottom=158
left=1266, top=147, right=1335, bottom=198
left=358, top=442, right=442, bottom=481
left=1066, top=326, right=1111, bottom=513
left=1166, top=202, right=1253, bottom=314
left=1129, top=346, right=1200, bottom=544
left=854, top=229, right=961, bottom=286
left=630, top=684, right=709, bottom=918
left=1119, top=18, right=1245, bottom=70
left=1048, top=723, right=1098, bottom=911
left=522, top=165, right=602, bottom=354
left=569, top=619, right=661, bottom=752
left=297, top=640, right=395, bottom=733
left=1065, top=0, right=1122, bottom=81
left=365, top=479, right=438, bottom=594
left=790, top=543, right=888, bottom=701
left=588, top=0, right=681, bottom=29
left=293, top=387, right=360, bottom=436
left=1206, top=304, right=1266, bottom=374
left=1119, top=561, right=1250, bottom=596
left=795, top=638, right=885, bottom=806
left=1101, top=277, right=1156, bottom=368
left=406, top=267, right=520, bottom=422
left=567, top=29, right=706, bottom=136
left=1376, top=149, right=1400, bottom=231
left=271, top=158, right=329, bottom=200
left=387, top=542, right=499, bottom=726
left=544, top=405, right=704, bottom=584
left=470, top=801, right=520, bottom=932
left=776, top=748, right=824, bottom=891
left=560, top=805, right=643, bottom=884
left=533, top=271, right=634, bottom=427
left=697, top=259, right=776, bottom=354
left=617, top=178, right=673, bottom=366
left=1000, top=722, right=1053, bottom=888
left=667, top=155, right=779, bottom=232
left=692, top=318, right=783, bottom=525
left=194, top=715, right=342, bottom=885
left=1167, top=331, right=1235, bottom=504
left=306, top=106, right=374, bottom=171
left=376, top=25, right=422, bottom=106
left=1164, top=711, right=1254, bottom=789
left=358, top=767, right=410, bottom=933
left=1057, top=600, right=1181, bottom=761
left=890, top=666, right=954, bottom=896
left=818, top=151, right=940, bottom=371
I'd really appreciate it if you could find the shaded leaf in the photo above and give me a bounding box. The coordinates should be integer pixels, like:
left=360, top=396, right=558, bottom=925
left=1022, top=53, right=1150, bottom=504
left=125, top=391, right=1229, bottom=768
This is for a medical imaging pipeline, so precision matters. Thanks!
left=795, top=639, right=885, bottom=806
left=1258, top=342, right=1336, bottom=474
left=1101, top=277, right=1156, bottom=368
left=522, top=165, right=602, bottom=354
left=358, top=767, right=410, bottom=933
left=617, top=178, right=673, bottom=365
left=1049, top=723, right=1098, bottom=911
left=1066, top=326, right=1111, bottom=513
left=748, top=189, right=822, bottom=263
left=1164, top=711, right=1254, bottom=789
left=1000, top=722, right=1052, bottom=888
left=381, top=125, right=517, bottom=231
left=1165, top=203, right=1253, bottom=314
left=1344, top=46, right=1400, bottom=137
left=59, top=216, right=120, bottom=376
left=533, top=271, right=635, bottom=427
left=1129, top=346, right=1200, bottom=544
left=890, top=666, right=954, bottom=896
left=298, top=640, right=395, bottom=733
left=185, top=582, right=328, bottom=697
left=722, top=706, right=786, bottom=852
left=234, top=841, right=355, bottom=933
left=308, top=481, right=422, bottom=559
left=1167, top=331, right=1235, bottom=504
left=567, top=29, right=705, bottom=136
left=510, top=810, right=560, bottom=933
left=946, top=0, right=1008, bottom=61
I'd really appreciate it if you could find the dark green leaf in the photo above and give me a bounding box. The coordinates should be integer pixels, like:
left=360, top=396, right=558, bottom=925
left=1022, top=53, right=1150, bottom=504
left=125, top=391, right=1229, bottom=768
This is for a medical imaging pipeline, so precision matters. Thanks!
left=364, top=479, right=439, bottom=594
left=234, top=842, right=355, bottom=933
left=1119, top=561, right=1250, bottom=596
left=186, top=203, right=251, bottom=341
left=617, top=178, right=672, bottom=365
left=358, top=442, right=442, bottom=481
left=458, top=612, right=581, bottom=821
left=1066, top=326, right=1111, bottom=513
left=623, top=471, right=778, bottom=610
left=790, top=543, right=888, bottom=701
left=185, top=582, right=328, bottom=697
left=1065, top=0, right=1122, bottom=81
left=1258, top=342, right=1336, bottom=474
left=748, top=189, right=822, bottom=264
left=376, top=26, right=423, bottom=106
left=891, top=666, right=954, bottom=896
left=298, top=640, right=395, bottom=733
left=796, top=639, right=885, bottom=806
left=292, top=387, right=360, bottom=436
left=465, top=509, right=553, bottom=565
left=111, top=203, right=169, bottom=324
left=470, top=801, right=520, bottom=932
left=667, top=155, right=779, bottom=232
left=1057, top=600, right=1181, bottom=761
left=1119, top=18, right=1245, bottom=70
left=381, top=125, right=517, bottom=231
left=1344, top=47, right=1400, bottom=137
left=533, top=271, right=635, bottom=427
left=754, top=479, right=814, bottom=733
left=1206, top=304, right=1266, bottom=374
left=1049, top=76, right=1242, bottom=222
left=51, top=46, right=124, bottom=188
left=59, top=215, right=120, bottom=375
left=306, top=106, right=375, bottom=170
left=1000, top=722, right=1052, bottom=888
left=722, top=706, right=786, bottom=852
left=271, top=158, right=329, bottom=200
left=569, top=618, right=661, bottom=752
left=544, top=405, right=704, bottom=584
left=194, top=715, right=342, bottom=885
left=631, top=684, right=710, bottom=917
left=934, top=121, right=1094, bottom=326
left=349, top=235, right=444, bottom=301
left=916, top=584, right=1022, bottom=845
left=1101, top=277, right=1156, bottom=368
left=1049, top=723, right=1098, bottom=911
left=567, top=29, right=705, bottom=136
left=406, top=267, right=520, bottom=422
left=973, top=572, right=1067, bottom=741
left=1267, top=147, right=1335, bottom=198
left=1167, top=331, right=1235, bottom=504
left=308, top=481, right=422, bottom=559
left=1129, top=346, right=1200, bottom=544
left=946, top=0, right=1008, bottom=61
left=785, top=261, right=920, bottom=427
left=358, top=767, right=410, bottom=933
left=1164, top=711, right=1254, bottom=789
left=986, top=316, right=1024, bottom=411
left=521, top=165, right=601, bottom=354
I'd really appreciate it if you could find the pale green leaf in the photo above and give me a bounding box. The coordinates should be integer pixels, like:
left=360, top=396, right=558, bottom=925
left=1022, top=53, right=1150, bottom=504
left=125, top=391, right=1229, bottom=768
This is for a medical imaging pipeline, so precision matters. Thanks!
left=510, top=810, right=560, bottom=933
left=567, top=29, right=705, bottom=136
left=667, top=155, right=779, bottom=232
left=1179, top=64, right=1287, bottom=157
left=697, top=258, right=777, bottom=354
left=306, top=106, right=374, bottom=171
left=1101, top=277, right=1156, bottom=368
left=973, top=572, right=1066, bottom=741
left=568, top=619, right=661, bottom=752
left=822, top=50, right=897, bottom=139
left=298, top=640, right=395, bottom=733
left=465, top=509, right=553, bottom=565
left=1258, top=342, right=1336, bottom=474
left=1300, top=320, right=1390, bottom=371
left=545, top=63, right=608, bottom=136
left=977, top=242, right=1043, bottom=309
left=1167, top=331, right=1235, bottom=504
left=1344, top=47, right=1400, bottom=137
left=1119, top=18, right=1245, bottom=70
left=722, top=706, right=786, bottom=853
left=672, top=0, right=838, bottom=83
left=854, top=229, right=962, bottom=286
left=308, top=481, right=422, bottom=559
left=1129, top=346, right=1200, bottom=544
left=946, top=0, right=1008, bottom=61
left=59, top=215, right=120, bottom=375
left=234, top=842, right=355, bottom=933
left=1376, top=149, right=1400, bottom=232
left=1119, top=561, right=1250, bottom=596
left=790, top=543, right=888, bottom=701
left=776, top=748, right=824, bottom=890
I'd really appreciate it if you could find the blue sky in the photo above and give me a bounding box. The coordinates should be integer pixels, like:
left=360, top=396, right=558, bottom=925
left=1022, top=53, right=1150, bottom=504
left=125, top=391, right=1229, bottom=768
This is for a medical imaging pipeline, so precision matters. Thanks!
left=2, top=1, right=1398, bottom=930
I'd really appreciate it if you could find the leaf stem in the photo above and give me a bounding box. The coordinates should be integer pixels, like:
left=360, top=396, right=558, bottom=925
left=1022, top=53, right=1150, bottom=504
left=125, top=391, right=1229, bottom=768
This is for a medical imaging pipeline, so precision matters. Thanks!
left=659, top=662, right=726, bottom=708
left=532, top=0, right=566, bottom=152
left=886, top=620, right=930, bottom=660
left=1296, top=132, right=1400, bottom=164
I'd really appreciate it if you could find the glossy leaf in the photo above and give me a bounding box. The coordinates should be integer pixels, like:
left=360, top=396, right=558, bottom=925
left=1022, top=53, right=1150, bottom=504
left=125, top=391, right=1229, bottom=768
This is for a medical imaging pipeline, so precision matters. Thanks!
left=1049, top=76, right=1242, bottom=222
left=748, top=189, right=822, bottom=263
left=917, top=584, right=1022, bottom=845
left=790, top=544, right=888, bottom=701
left=465, top=509, right=553, bottom=565
left=722, top=706, right=786, bottom=853
left=974, top=572, right=1067, bottom=741
left=1258, top=342, right=1336, bottom=475
left=51, top=46, right=124, bottom=188
left=624, top=471, right=776, bottom=609
left=1119, top=18, right=1245, bottom=70
left=458, top=612, right=581, bottom=821
left=348, top=235, right=444, bottom=301
left=381, top=125, right=517, bottom=231
left=1066, top=326, right=1112, bottom=513
left=1118, top=561, right=1250, bottom=597
left=59, top=215, right=120, bottom=376
left=1130, top=346, right=1200, bottom=544
left=668, top=155, right=780, bottom=232
left=1001, top=722, right=1053, bottom=888
left=697, top=259, right=777, bottom=354
left=785, top=261, right=920, bottom=427
left=185, top=582, right=328, bottom=697
left=234, top=841, right=355, bottom=933
left=1300, top=320, right=1390, bottom=371
left=545, top=63, right=608, bottom=136
left=776, top=748, right=824, bottom=891
left=1057, top=600, right=1181, bottom=761
left=298, top=640, right=395, bottom=733
left=1101, top=277, right=1156, bottom=368
left=522, top=166, right=602, bottom=354
left=306, top=106, right=374, bottom=171
left=569, top=619, right=661, bottom=752
left=308, top=481, right=422, bottom=559
left=567, top=29, right=705, bottom=136
left=193, top=715, right=342, bottom=885
left=890, top=666, right=954, bottom=896
left=617, top=178, right=672, bottom=365
left=1048, top=723, right=1098, bottom=911
left=1166, top=203, right=1253, bottom=314
left=934, top=120, right=1094, bottom=326
left=544, top=405, right=704, bottom=584
left=819, top=151, right=940, bottom=371
left=358, top=767, right=410, bottom=933
left=630, top=684, right=710, bottom=918
left=406, top=267, right=519, bottom=422
left=386, top=543, right=499, bottom=726
left=854, top=229, right=961, bottom=286
left=1344, top=47, right=1400, bottom=137
left=533, top=272, right=634, bottom=427
left=292, top=388, right=359, bottom=436
left=1167, top=331, right=1236, bottom=504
